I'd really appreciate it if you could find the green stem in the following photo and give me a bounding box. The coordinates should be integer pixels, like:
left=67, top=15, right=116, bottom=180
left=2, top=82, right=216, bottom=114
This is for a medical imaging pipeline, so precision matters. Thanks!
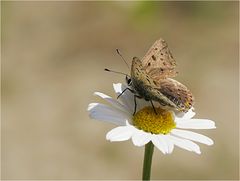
left=142, top=141, right=154, bottom=181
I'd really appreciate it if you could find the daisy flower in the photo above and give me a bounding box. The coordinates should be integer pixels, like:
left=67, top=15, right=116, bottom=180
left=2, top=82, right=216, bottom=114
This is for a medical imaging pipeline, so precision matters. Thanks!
left=88, top=83, right=216, bottom=155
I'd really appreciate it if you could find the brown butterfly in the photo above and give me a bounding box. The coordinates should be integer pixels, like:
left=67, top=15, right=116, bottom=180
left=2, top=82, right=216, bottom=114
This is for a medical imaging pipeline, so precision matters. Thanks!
left=120, top=38, right=194, bottom=114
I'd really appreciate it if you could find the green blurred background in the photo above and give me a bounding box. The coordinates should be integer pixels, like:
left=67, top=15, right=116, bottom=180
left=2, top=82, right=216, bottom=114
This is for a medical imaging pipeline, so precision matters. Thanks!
left=1, top=1, right=239, bottom=180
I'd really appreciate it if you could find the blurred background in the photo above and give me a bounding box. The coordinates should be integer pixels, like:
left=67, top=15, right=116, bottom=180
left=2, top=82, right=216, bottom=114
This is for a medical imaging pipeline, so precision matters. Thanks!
left=1, top=1, right=239, bottom=180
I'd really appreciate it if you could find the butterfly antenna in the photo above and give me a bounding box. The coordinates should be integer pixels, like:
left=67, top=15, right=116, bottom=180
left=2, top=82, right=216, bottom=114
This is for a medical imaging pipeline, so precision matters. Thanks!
left=116, top=49, right=130, bottom=70
left=104, top=68, right=130, bottom=77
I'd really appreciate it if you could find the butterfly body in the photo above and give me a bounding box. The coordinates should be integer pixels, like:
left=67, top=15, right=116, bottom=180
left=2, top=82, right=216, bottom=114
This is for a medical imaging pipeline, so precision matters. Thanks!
left=129, top=39, right=194, bottom=113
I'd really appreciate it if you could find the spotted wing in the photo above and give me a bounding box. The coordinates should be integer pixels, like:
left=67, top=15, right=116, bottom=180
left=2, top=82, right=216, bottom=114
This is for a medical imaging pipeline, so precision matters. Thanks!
left=141, top=38, right=177, bottom=80
left=156, top=78, right=194, bottom=112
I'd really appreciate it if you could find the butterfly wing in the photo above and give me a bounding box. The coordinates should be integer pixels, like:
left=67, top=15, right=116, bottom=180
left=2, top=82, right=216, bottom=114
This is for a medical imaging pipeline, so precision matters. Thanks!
left=133, top=39, right=193, bottom=112
left=141, top=38, right=177, bottom=80
left=155, top=78, right=194, bottom=112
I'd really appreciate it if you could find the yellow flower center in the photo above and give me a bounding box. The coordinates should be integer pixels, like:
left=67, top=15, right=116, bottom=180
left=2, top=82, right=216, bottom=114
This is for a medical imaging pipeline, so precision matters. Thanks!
left=132, top=106, right=176, bottom=134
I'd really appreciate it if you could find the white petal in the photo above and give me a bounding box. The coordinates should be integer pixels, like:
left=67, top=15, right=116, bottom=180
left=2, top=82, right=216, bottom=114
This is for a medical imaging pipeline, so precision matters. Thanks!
left=112, top=83, right=152, bottom=113
left=175, top=108, right=196, bottom=121
left=106, top=126, right=134, bottom=142
left=164, top=135, right=174, bottom=154
left=113, top=83, right=135, bottom=113
left=151, top=134, right=168, bottom=154
left=171, top=129, right=214, bottom=145
left=113, top=83, right=124, bottom=93
left=94, top=92, right=130, bottom=114
left=137, top=98, right=152, bottom=110
left=132, top=130, right=151, bottom=146
left=176, top=119, right=216, bottom=129
left=88, top=103, right=130, bottom=126
left=168, top=135, right=201, bottom=154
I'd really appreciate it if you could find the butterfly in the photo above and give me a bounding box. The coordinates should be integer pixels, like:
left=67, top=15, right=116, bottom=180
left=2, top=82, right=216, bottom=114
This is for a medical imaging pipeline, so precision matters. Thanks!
left=120, top=38, right=194, bottom=115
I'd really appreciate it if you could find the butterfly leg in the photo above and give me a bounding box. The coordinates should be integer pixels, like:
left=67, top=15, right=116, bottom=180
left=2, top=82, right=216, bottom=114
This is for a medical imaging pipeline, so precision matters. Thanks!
left=150, top=100, right=157, bottom=115
left=117, top=88, right=134, bottom=99
left=133, top=95, right=142, bottom=115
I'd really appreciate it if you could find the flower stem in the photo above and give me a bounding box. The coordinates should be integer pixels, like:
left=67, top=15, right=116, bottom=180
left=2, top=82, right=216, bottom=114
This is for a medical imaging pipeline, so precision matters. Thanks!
left=142, top=141, right=154, bottom=181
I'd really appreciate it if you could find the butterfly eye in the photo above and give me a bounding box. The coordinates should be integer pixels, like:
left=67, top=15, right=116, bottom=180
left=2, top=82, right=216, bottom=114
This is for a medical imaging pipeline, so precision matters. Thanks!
left=125, top=76, right=132, bottom=86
